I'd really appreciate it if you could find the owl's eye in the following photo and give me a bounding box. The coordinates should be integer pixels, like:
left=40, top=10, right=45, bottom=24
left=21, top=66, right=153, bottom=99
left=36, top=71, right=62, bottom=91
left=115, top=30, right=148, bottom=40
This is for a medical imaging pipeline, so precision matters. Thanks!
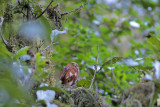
left=71, top=62, right=75, bottom=66
left=71, top=62, right=78, bottom=67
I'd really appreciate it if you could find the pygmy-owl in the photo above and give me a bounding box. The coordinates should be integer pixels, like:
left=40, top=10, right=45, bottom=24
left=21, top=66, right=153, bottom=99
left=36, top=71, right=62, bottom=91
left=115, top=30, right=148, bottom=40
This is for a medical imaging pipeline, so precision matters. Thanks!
left=59, top=62, right=79, bottom=86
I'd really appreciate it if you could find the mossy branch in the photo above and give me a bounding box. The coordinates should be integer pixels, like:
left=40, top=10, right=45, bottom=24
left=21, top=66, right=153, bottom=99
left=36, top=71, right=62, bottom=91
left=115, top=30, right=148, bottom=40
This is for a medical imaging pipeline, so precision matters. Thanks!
left=0, top=17, right=12, bottom=51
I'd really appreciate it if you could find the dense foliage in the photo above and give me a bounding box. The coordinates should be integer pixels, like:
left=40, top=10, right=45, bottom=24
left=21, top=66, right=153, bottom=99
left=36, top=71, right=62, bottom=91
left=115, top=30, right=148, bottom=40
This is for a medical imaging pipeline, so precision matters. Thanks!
left=1, top=0, right=160, bottom=106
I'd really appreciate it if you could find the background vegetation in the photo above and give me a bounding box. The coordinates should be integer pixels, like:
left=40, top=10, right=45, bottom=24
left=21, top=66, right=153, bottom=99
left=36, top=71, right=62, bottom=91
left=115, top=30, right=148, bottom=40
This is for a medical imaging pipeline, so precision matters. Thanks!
left=1, top=0, right=160, bottom=106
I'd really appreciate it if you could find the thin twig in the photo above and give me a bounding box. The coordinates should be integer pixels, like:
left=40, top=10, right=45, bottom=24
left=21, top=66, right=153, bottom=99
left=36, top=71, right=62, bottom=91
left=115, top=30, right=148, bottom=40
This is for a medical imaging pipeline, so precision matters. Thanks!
left=110, top=51, right=123, bottom=94
left=61, top=0, right=89, bottom=17
left=35, top=0, right=54, bottom=19
left=41, top=42, right=58, bottom=54
left=89, top=43, right=99, bottom=89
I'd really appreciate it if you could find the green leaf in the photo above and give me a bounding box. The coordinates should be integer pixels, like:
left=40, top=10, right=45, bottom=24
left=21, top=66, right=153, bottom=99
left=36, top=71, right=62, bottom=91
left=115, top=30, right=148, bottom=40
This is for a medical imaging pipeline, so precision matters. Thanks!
left=77, top=53, right=86, bottom=60
left=15, top=46, right=30, bottom=59
left=147, top=36, right=160, bottom=50
left=100, top=57, right=123, bottom=71
left=114, top=10, right=121, bottom=16
left=147, top=36, right=160, bottom=58
left=35, top=53, right=47, bottom=72
left=39, top=16, right=52, bottom=41
left=0, top=45, right=12, bottom=60
left=35, top=53, right=42, bottom=63
left=80, top=72, right=89, bottom=77
left=76, top=79, right=91, bottom=88
left=130, top=65, right=153, bottom=73
left=33, top=4, right=42, bottom=15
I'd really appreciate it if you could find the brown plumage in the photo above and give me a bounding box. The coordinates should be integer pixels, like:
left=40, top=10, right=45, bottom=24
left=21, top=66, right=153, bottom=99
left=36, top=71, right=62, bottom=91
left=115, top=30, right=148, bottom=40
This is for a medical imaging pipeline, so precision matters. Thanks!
left=59, top=62, right=79, bottom=86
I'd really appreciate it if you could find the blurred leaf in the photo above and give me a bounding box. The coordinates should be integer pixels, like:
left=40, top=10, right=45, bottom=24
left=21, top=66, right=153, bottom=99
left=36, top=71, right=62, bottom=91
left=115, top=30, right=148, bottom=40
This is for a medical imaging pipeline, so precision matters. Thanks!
left=100, top=57, right=123, bottom=70
left=147, top=36, right=160, bottom=58
left=15, top=46, right=30, bottom=59
left=147, top=36, right=160, bottom=49
left=35, top=53, right=42, bottom=62
left=131, top=65, right=153, bottom=73
left=76, top=79, right=91, bottom=88
left=0, top=63, right=33, bottom=106
left=0, top=45, right=12, bottom=60
left=114, top=10, right=121, bottom=16
left=33, top=4, right=42, bottom=15
left=80, top=72, right=89, bottom=77
left=35, top=53, right=47, bottom=73
left=39, top=16, right=52, bottom=41
left=36, top=100, right=47, bottom=106
left=0, top=0, right=10, bottom=7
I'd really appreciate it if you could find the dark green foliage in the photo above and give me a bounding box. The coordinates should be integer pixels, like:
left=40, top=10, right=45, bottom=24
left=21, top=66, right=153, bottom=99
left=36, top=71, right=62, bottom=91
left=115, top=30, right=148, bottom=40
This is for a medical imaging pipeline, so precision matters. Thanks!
left=0, top=45, right=33, bottom=106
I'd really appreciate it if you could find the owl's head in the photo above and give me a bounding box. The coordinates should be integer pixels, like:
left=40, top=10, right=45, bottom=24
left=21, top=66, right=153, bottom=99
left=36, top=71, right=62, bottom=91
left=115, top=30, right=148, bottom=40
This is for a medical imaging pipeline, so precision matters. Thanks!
left=71, top=62, right=79, bottom=68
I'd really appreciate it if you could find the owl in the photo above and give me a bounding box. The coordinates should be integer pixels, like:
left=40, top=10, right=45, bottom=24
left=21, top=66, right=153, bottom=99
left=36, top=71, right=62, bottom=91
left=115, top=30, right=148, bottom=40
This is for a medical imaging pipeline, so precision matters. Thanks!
left=59, top=62, right=79, bottom=86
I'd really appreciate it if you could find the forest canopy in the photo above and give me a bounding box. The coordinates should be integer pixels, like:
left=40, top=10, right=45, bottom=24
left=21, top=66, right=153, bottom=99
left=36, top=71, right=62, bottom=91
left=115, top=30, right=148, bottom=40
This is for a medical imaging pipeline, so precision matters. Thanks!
left=0, top=0, right=160, bottom=107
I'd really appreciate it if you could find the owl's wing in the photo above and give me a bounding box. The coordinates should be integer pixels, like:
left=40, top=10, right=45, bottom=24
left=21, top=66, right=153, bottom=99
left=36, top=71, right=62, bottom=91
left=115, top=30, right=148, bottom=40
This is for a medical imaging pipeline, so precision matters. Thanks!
left=59, top=66, right=69, bottom=80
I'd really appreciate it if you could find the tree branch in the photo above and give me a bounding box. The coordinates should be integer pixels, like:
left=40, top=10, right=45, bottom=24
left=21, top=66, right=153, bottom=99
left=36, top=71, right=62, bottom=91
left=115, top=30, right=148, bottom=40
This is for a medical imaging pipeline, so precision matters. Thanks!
left=0, top=17, right=12, bottom=50
left=26, top=3, right=30, bottom=20
left=35, top=0, right=54, bottom=19
left=61, top=0, right=89, bottom=17
left=41, top=42, right=58, bottom=54
left=89, top=43, right=99, bottom=89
